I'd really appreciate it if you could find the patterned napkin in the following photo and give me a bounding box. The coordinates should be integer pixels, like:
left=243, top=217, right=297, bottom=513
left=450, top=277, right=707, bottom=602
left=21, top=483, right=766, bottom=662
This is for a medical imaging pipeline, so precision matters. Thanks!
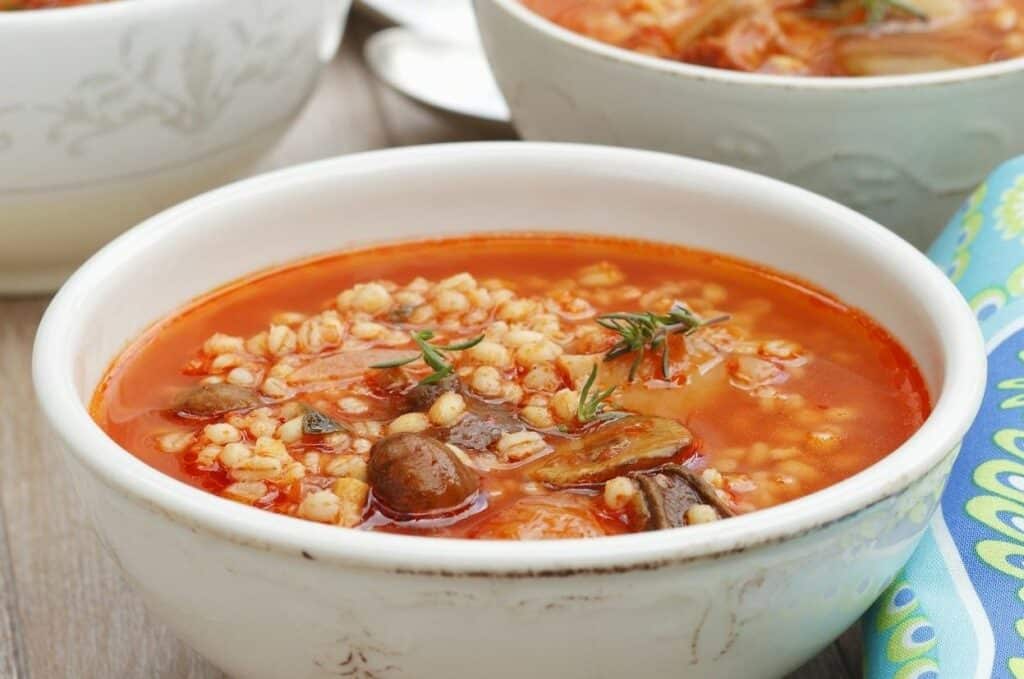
left=864, top=157, right=1024, bottom=679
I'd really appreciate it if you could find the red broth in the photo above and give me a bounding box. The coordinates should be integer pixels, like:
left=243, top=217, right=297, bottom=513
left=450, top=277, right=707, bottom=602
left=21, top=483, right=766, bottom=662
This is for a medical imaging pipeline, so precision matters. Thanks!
left=1, top=1, right=110, bottom=8
left=91, top=234, right=930, bottom=539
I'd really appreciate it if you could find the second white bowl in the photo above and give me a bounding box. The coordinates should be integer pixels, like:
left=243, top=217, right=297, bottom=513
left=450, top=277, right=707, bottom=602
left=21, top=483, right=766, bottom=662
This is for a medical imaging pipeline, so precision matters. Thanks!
left=0, top=0, right=348, bottom=293
left=474, top=0, right=1024, bottom=248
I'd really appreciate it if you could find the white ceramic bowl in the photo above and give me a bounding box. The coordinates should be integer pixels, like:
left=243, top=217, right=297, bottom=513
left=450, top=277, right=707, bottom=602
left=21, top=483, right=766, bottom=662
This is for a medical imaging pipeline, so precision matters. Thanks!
left=473, top=0, right=1024, bottom=249
left=0, top=0, right=348, bottom=294
left=34, top=143, right=984, bottom=679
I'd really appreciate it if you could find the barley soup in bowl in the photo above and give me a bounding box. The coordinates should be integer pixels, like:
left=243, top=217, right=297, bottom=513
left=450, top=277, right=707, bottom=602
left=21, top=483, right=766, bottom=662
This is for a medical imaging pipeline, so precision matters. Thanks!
left=34, top=143, right=984, bottom=679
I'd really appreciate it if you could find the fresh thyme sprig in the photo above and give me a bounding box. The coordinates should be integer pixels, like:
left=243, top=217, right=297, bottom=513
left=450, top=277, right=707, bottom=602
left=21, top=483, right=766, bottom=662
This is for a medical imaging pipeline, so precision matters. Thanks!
left=597, top=301, right=729, bottom=382
left=370, top=329, right=483, bottom=385
left=577, top=364, right=623, bottom=423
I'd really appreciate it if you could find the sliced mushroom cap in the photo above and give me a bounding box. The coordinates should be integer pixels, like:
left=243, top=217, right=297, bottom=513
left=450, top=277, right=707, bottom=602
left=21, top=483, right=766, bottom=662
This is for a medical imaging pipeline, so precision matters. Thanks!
left=368, top=433, right=480, bottom=517
left=630, top=465, right=735, bottom=530
left=173, top=383, right=261, bottom=418
left=530, top=416, right=693, bottom=485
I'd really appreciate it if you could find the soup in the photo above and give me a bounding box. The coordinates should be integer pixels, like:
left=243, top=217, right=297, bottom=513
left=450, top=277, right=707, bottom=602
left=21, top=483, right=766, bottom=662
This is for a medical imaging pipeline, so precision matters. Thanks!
left=522, top=0, right=1024, bottom=75
left=0, top=0, right=110, bottom=8
left=91, top=235, right=929, bottom=539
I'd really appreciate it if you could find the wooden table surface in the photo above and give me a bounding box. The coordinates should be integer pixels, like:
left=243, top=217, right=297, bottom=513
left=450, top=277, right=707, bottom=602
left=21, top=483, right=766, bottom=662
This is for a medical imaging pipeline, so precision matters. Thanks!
left=0, top=15, right=862, bottom=679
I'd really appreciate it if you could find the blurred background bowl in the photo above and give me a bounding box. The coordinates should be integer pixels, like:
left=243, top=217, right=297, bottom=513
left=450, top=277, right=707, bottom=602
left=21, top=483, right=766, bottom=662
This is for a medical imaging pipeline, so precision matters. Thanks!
left=0, top=0, right=349, bottom=294
left=474, top=0, right=1024, bottom=248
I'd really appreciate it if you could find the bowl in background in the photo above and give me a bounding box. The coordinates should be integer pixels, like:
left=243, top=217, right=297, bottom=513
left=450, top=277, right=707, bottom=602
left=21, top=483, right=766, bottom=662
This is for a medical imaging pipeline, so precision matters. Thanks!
left=34, top=143, right=984, bottom=679
left=473, top=0, right=1024, bottom=249
left=0, top=0, right=348, bottom=294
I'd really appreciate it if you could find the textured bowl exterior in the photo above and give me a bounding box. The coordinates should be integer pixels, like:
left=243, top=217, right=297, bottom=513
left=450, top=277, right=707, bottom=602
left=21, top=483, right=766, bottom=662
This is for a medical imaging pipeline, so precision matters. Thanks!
left=0, top=0, right=348, bottom=292
left=33, top=144, right=985, bottom=679
left=474, top=0, right=1024, bottom=249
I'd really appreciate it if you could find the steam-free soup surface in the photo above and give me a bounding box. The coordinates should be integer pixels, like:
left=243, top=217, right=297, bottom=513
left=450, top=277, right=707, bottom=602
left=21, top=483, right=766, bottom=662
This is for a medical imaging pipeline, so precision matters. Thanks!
left=523, top=0, right=1024, bottom=75
left=0, top=0, right=111, bottom=8
left=92, top=235, right=929, bottom=539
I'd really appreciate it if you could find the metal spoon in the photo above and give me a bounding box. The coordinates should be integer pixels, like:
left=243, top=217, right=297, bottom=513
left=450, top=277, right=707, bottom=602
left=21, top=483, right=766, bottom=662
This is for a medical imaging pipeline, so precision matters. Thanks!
left=364, top=27, right=514, bottom=132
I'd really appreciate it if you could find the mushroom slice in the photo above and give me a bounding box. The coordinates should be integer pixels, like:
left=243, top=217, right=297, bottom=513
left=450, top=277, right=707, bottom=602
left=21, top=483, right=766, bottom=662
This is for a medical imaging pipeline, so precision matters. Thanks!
left=173, top=383, right=261, bottom=418
left=630, top=465, right=735, bottom=530
left=531, top=416, right=694, bottom=485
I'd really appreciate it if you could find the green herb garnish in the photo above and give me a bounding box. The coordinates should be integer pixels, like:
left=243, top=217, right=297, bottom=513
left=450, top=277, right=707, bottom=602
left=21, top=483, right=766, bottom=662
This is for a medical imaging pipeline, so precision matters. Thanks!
left=577, top=364, right=622, bottom=424
left=814, top=0, right=927, bottom=24
left=370, top=329, right=484, bottom=385
left=597, top=301, right=729, bottom=382
left=863, top=0, right=927, bottom=22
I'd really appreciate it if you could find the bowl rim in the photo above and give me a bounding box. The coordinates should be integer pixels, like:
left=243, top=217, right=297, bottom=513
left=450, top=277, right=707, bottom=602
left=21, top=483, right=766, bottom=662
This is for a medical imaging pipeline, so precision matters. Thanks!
left=476, top=0, right=1024, bottom=90
left=33, top=141, right=986, bottom=575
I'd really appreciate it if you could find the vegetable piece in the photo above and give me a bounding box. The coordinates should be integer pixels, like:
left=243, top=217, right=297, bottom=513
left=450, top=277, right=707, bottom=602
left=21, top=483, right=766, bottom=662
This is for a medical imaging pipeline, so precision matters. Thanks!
left=371, top=330, right=483, bottom=386
left=597, top=302, right=728, bottom=381
left=287, top=349, right=418, bottom=385
left=368, top=433, right=480, bottom=516
left=615, top=362, right=728, bottom=420
left=837, top=34, right=980, bottom=75
left=173, top=383, right=261, bottom=418
left=468, top=496, right=609, bottom=539
left=302, top=408, right=344, bottom=435
left=531, top=416, right=694, bottom=485
left=629, top=465, right=735, bottom=530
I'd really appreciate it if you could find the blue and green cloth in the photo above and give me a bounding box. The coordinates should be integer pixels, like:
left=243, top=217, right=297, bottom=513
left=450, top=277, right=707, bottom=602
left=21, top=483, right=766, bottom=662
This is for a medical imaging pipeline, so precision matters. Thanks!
left=864, top=157, right=1024, bottom=679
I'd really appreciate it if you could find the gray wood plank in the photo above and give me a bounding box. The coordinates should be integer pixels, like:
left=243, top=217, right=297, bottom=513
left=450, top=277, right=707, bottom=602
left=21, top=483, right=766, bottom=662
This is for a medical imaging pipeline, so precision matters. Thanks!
left=0, top=485, right=28, bottom=679
left=0, top=298, right=225, bottom=679
left=838, top=624, right=864, bottom=677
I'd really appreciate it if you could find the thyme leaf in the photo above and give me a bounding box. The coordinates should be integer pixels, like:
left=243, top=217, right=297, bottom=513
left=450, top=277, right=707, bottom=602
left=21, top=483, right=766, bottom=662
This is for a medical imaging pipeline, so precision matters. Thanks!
left=597, top=301, right=729, bottom=382
left=577, top=364, right=623, bottom=423
left=370, top=329, right=483, bottom=386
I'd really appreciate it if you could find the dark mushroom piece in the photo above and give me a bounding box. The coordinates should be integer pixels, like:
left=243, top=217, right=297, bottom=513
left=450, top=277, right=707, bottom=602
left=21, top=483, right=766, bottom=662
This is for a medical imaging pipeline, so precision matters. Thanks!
left=448, top=411, right=524, bottom=451
left=368, top=433, right=480, bottom=517
left=530, top=416, right=694, bottom=485
left=405, top=377, right=525, bottom=451
left=629, top=465, right=736, bottom=530
left=405, top=375, right=462, bottom=411
left=173, top=383, right=261, bottom=418
left=301, top=407, right=345, bottom=435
